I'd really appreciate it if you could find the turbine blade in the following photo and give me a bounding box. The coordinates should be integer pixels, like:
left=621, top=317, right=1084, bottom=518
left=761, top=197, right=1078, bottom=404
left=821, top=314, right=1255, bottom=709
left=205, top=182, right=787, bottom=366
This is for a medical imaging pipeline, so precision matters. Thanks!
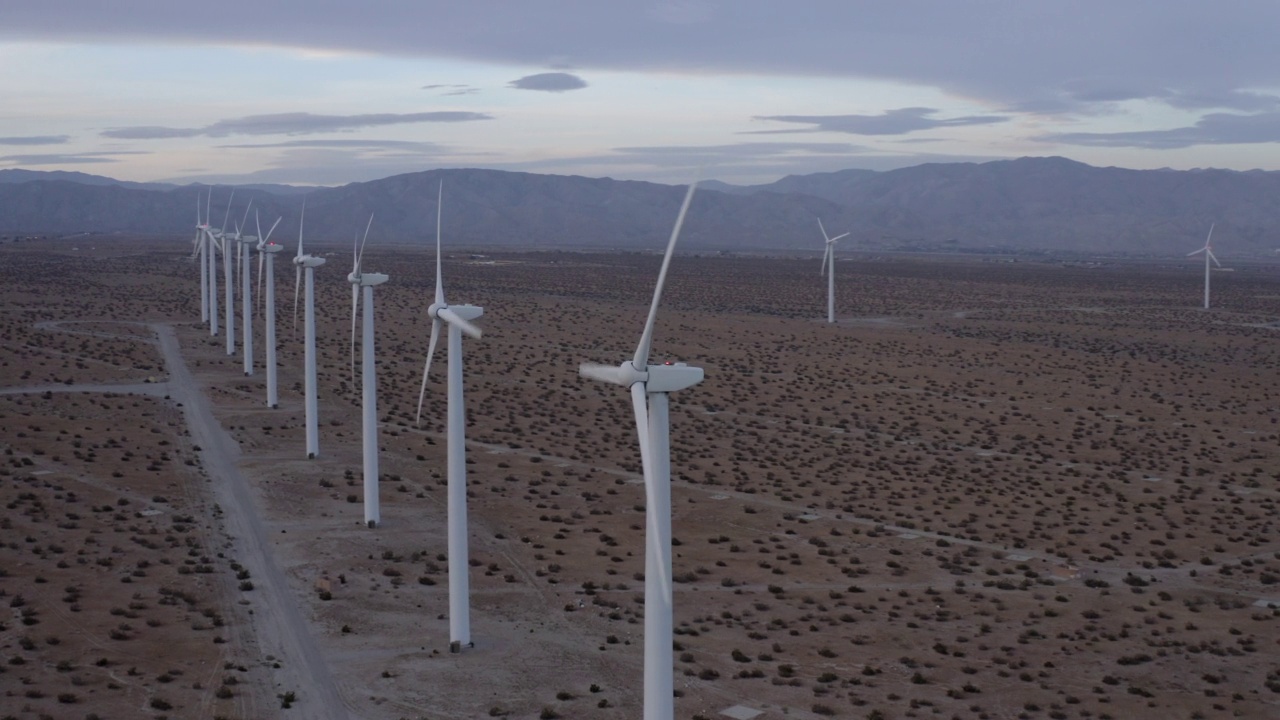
left=239, top=198, right=253, bottom=239
left=630, top=382, right=670, bottom=600
left=817, top=217, right=830, bottom=243
left=1205, top=223, right=1215, bottom=247
left=435, top=180, right=445, bottom=305
left=579, top=363, right=632, bottom=386
left=633, top=181, right=698, bottom=369
left=414, top=319, right=442, bottom=426
left=438, top=307, right=481, bottom=339
left=820, top=244, right=829, bottom=276
left=221, top=189, right=235, bottom=234
left=355, top=213, right=374, bottom=273
left=1187, top=248, right=1205, bottom=257
left=1208, top=249, right=1222, bottom=268
left=264, top=216, right=281, bottom=243
left=831, top=232, right=850, bottom=242
left=257, top=250, right=265, bottom=315
left=296, top=199, right=306, bottom=260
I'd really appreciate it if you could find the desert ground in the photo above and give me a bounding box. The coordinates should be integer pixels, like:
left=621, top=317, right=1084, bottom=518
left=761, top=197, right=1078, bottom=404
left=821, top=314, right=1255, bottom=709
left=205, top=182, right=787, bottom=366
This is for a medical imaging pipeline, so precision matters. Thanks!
left=1, top=237, right=1278, bottom=720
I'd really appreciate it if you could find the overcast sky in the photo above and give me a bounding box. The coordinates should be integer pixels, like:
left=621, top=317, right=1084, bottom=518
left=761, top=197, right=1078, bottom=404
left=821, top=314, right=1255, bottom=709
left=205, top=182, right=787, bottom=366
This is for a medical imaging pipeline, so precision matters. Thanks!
left=2, top=1, right=1278, bottom=186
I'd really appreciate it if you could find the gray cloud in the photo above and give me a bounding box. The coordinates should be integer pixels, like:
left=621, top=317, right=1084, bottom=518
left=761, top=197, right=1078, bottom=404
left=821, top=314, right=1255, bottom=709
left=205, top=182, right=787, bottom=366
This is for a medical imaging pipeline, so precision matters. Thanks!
left=751, top=108, right=1010, bottom=136
left=423, top=83, right=479, bottom=96
left=217, top=139, right=449, bottom=151
left=508, top=72, right=588, bottom=93
left=102, top=111, right=494, bottom=139
left=6, top=4, right=1278, bottom=119
left=1036, top=112, right=1280, bottom=149
left=0, top=135, right=72, bottom=146
left=0, top=151, right=147, bottom=165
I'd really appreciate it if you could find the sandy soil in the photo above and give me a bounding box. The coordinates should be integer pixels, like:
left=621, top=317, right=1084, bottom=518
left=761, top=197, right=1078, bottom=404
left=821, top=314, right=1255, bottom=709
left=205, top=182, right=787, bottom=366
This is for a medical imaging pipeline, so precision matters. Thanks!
left=1, top=239, right=1278, bottom=720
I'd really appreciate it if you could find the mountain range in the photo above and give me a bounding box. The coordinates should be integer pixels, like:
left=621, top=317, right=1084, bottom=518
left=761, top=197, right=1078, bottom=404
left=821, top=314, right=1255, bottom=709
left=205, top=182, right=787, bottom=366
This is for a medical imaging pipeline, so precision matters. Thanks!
left=3, top=158, right=1279, bottom=256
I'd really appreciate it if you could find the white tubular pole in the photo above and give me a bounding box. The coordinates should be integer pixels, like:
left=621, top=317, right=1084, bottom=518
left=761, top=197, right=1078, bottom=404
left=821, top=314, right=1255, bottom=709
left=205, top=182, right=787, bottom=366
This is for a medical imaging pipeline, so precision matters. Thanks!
left=224, top=241, right=235, bottom=355
left=265, top=254, right=277, bottom=407
left=242, top=243, right=253, bottom=375
left=200, top=240, right=208, bottom=322
left=361, top=284, right=380, bottom=527
left=447, top=321, right=470, bottom=647
left=827, top=247, right=835, bottom=323
left=644, top=391, right=674, bottom=720
left=1203, top=253, right=1211, bottom=309
left=304, top=268, right=319, bottom=458
left=209, top=241, right=219, bottom=336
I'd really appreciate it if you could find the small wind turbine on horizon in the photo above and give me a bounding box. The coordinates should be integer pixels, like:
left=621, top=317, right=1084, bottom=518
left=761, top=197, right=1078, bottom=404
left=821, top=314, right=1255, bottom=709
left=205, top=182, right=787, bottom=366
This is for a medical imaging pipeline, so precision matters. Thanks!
left=818, top=218, right=850, bottom=324
left=348, top=215, right=388, bottom=528
left=579, top=180, right=703, bottom=720
left=415, top=181, right=483, bottom=652
left=292, top=200, right=325, bottom=458
left=1187, top=223, right=1221, bottom=310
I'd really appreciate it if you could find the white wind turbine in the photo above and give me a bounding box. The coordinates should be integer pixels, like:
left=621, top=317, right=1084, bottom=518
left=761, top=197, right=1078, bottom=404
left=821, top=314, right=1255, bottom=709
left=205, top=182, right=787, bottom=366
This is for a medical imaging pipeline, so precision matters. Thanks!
left=414, top=182, right=483, bottom=651
left=236, top=206, right=258, bottom=376
left=204, top=191, right=221, bottom=337
left=818, top=218, right=850, bottom=324
left=252, top=213, right=283, bottom=405
left=219, top=191, right=241, bottom=356
left=579, top=181, right=703, bottom=720
left=192, top=190, right=210, bottom=324
left=348, top=215, right=388, bottom=527
left=292, top=200, right=325, bottom=458
left=1187, top=223, right=1221, bottom=310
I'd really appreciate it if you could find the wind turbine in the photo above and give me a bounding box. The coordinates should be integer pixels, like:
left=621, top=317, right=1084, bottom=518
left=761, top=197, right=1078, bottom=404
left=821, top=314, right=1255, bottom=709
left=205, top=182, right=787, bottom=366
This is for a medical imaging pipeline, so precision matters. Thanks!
left=193, top=190, right=210, bottom=324
left=219, top=191, right=239, bottom=356
left=204, top=191, right=221, bottom=337
left=1187, top=223, right=1221, bottom=310
left=237, top=208, right=258, bottom=376
left=414, top=181, right=483, bottom=651
left=579, top=181, right=702, bottom=720
left=291, top=200, right=325, bottom=458
left=254, top=213, right=283, bottom=406
left=818, top=219, right=850, bottom=324
left=348, top=215, right=387, bottom=527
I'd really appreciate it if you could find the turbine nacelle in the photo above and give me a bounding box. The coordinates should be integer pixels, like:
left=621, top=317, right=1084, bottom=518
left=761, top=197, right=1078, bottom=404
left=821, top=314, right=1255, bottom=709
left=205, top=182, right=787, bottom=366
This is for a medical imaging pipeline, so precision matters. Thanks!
left=349, top=271, right=388, bottom=287
left=259, top=242, right=284, bottom=255
left=294, top=254, right=325, bottom=269
left=580, top=360, right=704, bottom=394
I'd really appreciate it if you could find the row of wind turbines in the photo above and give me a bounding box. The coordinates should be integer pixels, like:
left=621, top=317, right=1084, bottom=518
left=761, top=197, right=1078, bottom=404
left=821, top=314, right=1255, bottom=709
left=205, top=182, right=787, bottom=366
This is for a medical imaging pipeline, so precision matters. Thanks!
left=188, top=182, right=1221, bottom=719
left=188, top=180, right=705, bottom=719
left=817, top=221, right=1229, bottom=318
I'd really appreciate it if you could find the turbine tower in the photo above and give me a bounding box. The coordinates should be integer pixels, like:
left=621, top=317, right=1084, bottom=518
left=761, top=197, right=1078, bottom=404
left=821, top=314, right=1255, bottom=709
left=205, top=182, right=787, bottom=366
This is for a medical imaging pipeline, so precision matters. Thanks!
left=348, top=215, right=387, bottom=527
left=415, top=182, right=483, bottom=651
left=238, top=218, right=257, bottom=376
left=193, top=190, right=210, bottom=323
left=579, top=181, right=702, bottom=720
left=292, top=201, right=325, bottom=458
left=219, top=192, right=240, bottom=357
left=818, top=219, right=850, bottom=324
left=255, top=214, right=283, bottom=406
left=1187, top=224, right=1221, bottom=310
left=205, top=192, right=221, bottom=337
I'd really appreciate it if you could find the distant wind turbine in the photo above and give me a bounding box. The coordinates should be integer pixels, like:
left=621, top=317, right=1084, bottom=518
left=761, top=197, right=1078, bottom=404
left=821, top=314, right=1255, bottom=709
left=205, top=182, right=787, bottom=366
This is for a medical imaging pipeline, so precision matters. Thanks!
left=415, top=181, right=483, bottom=651
left=292, top=200, right=325, bottom=458
left=348, top=215, right=387, bottom=527
left=579, top=181, right=703, bottom=720
left=818, top=218, right=850, bottom=324
left=1187, top=224, right=1221, bottom=310
left=253, top=213, right=283, bottom=406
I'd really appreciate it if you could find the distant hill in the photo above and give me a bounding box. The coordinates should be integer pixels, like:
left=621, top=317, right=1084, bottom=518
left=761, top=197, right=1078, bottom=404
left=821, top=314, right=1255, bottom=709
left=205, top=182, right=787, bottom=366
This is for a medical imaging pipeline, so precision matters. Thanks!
left=3, top=159, right=1279, bottom=256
